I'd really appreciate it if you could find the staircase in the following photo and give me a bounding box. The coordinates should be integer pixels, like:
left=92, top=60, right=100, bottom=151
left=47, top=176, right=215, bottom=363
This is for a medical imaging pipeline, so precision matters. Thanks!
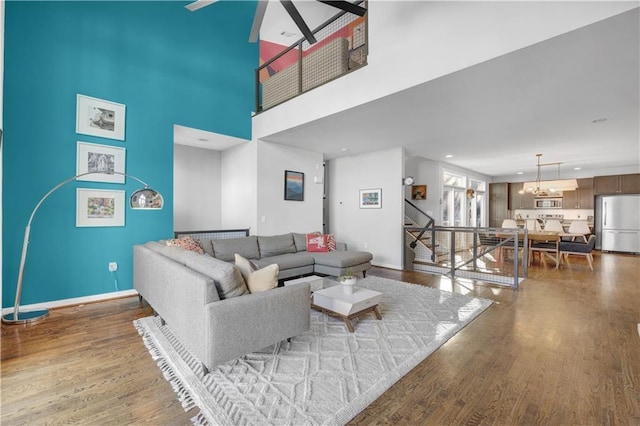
left=404, top=199, right=526, bottom=289
left=404, top=199, right=446, bottom=263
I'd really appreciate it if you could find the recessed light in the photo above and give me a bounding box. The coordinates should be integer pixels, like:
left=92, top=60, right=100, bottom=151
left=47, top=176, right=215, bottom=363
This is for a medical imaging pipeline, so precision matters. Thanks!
left=280, top=31, right=297, bottom=37
left=574, top=167, right=581, bottom=170
left=592, top=117, right=609, bottom=124
left=517, top=171, right=523, bottom=175
left=445, top=154, right=453, bottom=158
left=340, top=148, right=349, bottom=152
left=197, top=138, right=209, bottom=142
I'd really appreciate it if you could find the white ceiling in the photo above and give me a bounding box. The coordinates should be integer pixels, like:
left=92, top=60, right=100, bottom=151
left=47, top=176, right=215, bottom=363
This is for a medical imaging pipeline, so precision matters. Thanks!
left=260, top=0, right=342, bottom=46
left=178, top=2, right=640, bottom=180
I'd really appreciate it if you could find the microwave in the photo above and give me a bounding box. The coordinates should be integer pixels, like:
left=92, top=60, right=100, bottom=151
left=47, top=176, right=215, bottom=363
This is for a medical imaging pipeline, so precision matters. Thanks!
left=535, top=198, right=563, bottom=209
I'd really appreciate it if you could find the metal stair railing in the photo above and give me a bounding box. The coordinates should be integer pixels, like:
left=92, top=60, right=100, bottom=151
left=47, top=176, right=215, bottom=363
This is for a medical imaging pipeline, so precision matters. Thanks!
left=405, top=199, right=436, bottom=260
left=407, top=226, right=528, bottom=289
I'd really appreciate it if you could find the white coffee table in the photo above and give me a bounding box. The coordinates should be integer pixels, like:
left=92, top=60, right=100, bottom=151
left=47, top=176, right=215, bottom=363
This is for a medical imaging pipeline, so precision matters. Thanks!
left=311, top=282, right=382, bottom=332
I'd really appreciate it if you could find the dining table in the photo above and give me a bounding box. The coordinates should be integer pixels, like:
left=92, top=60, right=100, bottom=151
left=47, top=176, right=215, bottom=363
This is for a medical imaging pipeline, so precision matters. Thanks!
left=495, top=230, right=561, bottom=268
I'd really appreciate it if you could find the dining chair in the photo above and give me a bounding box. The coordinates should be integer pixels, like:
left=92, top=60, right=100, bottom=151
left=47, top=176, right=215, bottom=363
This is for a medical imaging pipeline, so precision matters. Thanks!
left=567, top=220, right=592, bottom=242
left=559, top=234, right=596, bottom=271
left=499, top=219, right=521, bottom=262
left=544, top=219, right=564, bottom=233
left=525, top=219, right=541, bottom=232
left=501, top=219, right=518, bottom=228
left=568, top=220, right=591, bottom=234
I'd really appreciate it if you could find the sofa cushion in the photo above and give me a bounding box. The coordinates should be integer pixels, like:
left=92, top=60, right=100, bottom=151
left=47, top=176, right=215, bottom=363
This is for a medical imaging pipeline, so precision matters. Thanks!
left=258, top=233, right=296, bottom=258
left=311, top=250, right=373, bottom=268
left=293, top=233, right=308, bottom=252
left=144, top=240, right=167, bottom=253
left=212, top=236, right=260, bottom=262
left=196, top=238, right=215, bottom=257
left=186, top=254, right=249, bottom=299
left=154, top=244, right=201, bottom=265
left=253, top=252, right=315, bottom=270
left=236, top=254, right=278, bottom=293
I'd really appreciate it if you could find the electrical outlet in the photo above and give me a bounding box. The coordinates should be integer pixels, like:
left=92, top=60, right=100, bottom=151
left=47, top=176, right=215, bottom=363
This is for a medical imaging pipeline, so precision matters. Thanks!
left=108, top=262, right=118, bottom=272
left=363, top=242, right=368, bottom=249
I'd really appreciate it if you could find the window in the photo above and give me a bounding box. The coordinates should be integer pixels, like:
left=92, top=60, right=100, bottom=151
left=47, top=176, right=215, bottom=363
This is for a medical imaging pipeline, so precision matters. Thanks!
left=442, top=171, right=487, bottom=227
left=442, top=171, right=466, bottom=226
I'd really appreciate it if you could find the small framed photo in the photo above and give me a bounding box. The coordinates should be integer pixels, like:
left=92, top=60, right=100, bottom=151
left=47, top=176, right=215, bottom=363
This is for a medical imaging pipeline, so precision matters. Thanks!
left=76, top=94, right=126, bottom=141
left=76, top=141, right=126, bottom=183
left=76, top=188, right=125, bottom=227
left=360, top=188, right=382, bottom=209
left=284, top=170, right=304, bottom=201
left=411, top=184, right=427, bottom=200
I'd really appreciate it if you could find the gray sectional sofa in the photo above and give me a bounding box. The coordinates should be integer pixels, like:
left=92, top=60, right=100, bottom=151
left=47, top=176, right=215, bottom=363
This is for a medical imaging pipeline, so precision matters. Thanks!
left=134, top=241, right=311, bottom=372
left=198, top=232, right=373, bottom=279
left=133, top=232, right=373, bottom=371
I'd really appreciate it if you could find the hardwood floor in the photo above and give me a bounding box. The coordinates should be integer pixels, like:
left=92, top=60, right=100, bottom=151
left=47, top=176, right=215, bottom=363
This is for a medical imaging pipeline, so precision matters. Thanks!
left=2, top=251, right=639, bottom=425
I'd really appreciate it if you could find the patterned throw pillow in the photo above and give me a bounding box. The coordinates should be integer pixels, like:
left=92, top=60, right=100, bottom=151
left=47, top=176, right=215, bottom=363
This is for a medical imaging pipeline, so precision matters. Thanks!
left=306, top=232, right=336, bottom=252
left=326, top=234, right=336, bottom=251
left=306, top=233, right=328, bottom=252
left=166, top=236, right=204, bottom=254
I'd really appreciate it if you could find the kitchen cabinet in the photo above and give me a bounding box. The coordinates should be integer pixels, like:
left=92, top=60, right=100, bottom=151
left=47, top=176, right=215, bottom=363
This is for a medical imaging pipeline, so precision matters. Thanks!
left=563, top=178, right=594, bottom=209
left=489, top=183, right=508, bottom=227
left=594, top=174, right=640, bottom=195
left=508, top=182, right=535, bottom=210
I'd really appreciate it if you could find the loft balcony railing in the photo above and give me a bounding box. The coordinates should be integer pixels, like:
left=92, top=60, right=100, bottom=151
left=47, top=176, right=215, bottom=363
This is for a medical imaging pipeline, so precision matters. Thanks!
left=255, top=1, right=368, bottom=113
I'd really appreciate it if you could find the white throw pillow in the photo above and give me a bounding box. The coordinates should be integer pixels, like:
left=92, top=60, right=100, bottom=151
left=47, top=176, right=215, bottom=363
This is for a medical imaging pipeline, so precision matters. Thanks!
left=235, top=254, right=279, bottom=293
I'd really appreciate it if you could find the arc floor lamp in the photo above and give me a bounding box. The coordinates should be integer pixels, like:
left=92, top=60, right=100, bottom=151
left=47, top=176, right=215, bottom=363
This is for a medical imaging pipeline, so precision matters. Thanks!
left=2, top=171, right=164, bottom=325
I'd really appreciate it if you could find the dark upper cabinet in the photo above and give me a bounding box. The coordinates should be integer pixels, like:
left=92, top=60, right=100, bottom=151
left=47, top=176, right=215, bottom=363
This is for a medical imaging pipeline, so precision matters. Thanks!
left=563, top=178, right=594, bottom=209
left=489, top=183, right=508, bottom=227
left=508, top=182, right=535, bottom=210
left=594, top=174, right=640, bottom=195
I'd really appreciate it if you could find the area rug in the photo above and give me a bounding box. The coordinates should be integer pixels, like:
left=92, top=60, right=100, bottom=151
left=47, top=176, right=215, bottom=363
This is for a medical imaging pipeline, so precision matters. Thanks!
left=134, top=276, right=493, bottom=425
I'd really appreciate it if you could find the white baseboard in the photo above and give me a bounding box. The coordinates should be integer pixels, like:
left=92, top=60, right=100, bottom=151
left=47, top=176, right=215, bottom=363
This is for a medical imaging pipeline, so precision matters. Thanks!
left=371, top=261, right=403, bottom=270
left=2, top=289, right=139, bottom=315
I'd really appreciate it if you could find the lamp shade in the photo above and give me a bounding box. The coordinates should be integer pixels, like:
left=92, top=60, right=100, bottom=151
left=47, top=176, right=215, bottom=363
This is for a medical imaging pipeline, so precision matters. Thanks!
left=523, top=179, right=578, bottom=194
left=130, top=188, right=164, bottom=209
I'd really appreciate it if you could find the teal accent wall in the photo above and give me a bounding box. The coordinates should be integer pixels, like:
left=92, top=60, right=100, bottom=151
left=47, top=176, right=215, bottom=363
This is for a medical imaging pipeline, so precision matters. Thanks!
left=3, top=1, right=257, bottom=307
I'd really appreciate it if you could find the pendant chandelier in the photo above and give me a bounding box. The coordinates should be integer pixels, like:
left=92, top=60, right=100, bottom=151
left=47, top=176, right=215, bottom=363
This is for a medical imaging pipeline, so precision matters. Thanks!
left=522, top=154, right=578, bottom=195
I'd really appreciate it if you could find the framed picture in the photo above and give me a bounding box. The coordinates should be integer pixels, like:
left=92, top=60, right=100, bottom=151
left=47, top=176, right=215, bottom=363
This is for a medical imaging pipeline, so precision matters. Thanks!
left=76, top=141, right=126, bottom=183
left=76, top=188, right=125, bottom=227
left=411, top=184, right=427, bottom=200
left=360, top=188, right=382, bottom=209
left=76, top=94, right=126, bottom=141
left=284, top=170, right=304, bottom=201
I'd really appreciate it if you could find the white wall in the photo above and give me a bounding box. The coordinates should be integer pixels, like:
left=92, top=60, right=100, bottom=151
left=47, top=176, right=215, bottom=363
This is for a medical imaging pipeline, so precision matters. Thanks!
left=254, top=1, right=635, bottom=139
left=1, top=0, right=5, bottom=307
left=329, top=147, right=404, bottom=269
left=173, top=144, right=222, bottom=231
left=404, top=157, right=440, bottom=222
left=405, top=156, right=493, bottom=226
left=256, top=141, right=324, bottom=235
left=220, top=142, right=258, bottom=233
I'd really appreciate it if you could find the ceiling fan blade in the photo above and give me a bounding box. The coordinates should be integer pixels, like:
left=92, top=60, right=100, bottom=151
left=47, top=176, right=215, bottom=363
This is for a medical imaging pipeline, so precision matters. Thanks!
left=184, top=0, right=218, bottom=12
left=280, top=0, right=317, bottom=44
left=249, top=0, right=269, bottom=43
left=316, top=0, right=367, bottom=17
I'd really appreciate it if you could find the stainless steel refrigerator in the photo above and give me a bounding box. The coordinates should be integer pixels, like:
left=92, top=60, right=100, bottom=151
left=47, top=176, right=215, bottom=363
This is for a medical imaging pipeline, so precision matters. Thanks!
left=595, top=194, right=640, bottom=253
